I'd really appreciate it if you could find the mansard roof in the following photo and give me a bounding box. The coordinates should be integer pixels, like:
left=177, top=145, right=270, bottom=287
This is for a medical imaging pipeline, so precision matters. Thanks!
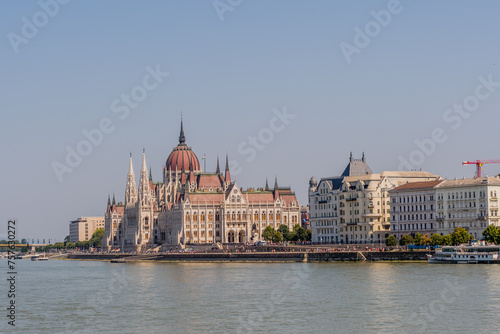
left=341, top=158, right=373, bottom=177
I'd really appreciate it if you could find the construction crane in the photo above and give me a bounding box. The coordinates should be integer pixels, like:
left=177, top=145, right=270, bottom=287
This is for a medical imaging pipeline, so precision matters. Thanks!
left=462, top=160, right=500, bottom=178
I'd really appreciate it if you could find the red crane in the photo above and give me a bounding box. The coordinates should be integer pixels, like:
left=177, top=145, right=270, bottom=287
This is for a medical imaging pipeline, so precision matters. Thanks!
left=462, top=160, right=500, bottom=178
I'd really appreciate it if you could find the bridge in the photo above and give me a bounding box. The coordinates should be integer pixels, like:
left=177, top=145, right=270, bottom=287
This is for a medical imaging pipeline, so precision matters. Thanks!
left=0, top=244, right=50, bottom=252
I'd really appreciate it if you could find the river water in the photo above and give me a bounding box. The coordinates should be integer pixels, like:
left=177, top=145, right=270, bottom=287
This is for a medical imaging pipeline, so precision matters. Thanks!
left=1, top=259, right=500, bottom=333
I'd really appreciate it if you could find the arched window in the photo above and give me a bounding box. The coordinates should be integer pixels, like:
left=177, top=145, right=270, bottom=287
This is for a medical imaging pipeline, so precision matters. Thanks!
left=262, top=212, right=266, bottom=221
left=254, top=211, right=259, bottom=221
left=208, top=212, right=213, bottom=222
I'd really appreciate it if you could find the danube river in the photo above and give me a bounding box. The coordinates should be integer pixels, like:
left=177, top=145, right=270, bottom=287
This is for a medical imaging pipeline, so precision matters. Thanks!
left=2, top=259, right=500, bottom=333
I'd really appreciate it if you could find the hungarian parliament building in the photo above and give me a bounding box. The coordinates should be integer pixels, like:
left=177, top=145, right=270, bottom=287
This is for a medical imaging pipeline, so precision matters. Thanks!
left=102, top=121, right=301, bottom=252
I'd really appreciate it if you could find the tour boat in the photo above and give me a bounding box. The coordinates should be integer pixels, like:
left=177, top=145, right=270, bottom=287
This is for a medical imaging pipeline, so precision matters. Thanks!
left=427, top=245, right=500, bottom=264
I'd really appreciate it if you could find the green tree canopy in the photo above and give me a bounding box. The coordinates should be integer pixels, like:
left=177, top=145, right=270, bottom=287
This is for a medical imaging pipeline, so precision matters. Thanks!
left=273, top=230, right=283, bottom=243
left=399, top=235, right=413, bottom=246
left=483, top=225, right=500, bottom=244
left=413, top=233, right=423, bottom=246
left=89, top=228, right=105, bottom=248
left=441, top=234, right=452, bottom=246
left=430, top=233, right=443, bottom=246
left=451, top=227, right=471, bottom=246
left=278, top=225, right=291, bottom=241
left=305, top=229, right=312, bottom=241
left=262, top=226, right=275, bottom=242
left=291, top=224, right=307, bottom=241
left=385, top=235, right=397, bottom=247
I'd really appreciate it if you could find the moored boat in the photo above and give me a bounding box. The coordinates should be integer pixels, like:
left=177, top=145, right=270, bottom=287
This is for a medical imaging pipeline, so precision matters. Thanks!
left=427, top=244, right=500, bottom=264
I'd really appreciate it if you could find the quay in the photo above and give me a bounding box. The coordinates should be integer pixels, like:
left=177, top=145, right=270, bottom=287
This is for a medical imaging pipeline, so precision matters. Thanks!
left=64, top=249, right=432, bottom=262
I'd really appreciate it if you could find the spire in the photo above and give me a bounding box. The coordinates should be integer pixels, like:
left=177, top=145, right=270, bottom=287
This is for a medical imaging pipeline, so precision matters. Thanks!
left=149, top=166, right=153, bottom=182
left=125, top=154, right=138, bottom=206
left=224, top=153, right=231, bottom=183
left=274, top=176, right=278, bottom=190
left=107, top=194, right=111, bottom=206
left=139, top=149, right=151, bottom=206
left=216, top=155, right=220, bottom=174
left=179, top=115, right=186, bottom=144
left=128, top=152, right=134, bottom=175
left=265, top=178, right=269, bottom=191
left=112, top=193, right=116, bottom=205
left=350, top=151, right=353, bottom=162
left=141, top=148, right=147, bottom=173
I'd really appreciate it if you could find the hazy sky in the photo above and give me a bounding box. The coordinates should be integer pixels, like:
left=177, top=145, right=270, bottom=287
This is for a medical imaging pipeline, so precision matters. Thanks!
left=2, top=1, right=500, bottom=241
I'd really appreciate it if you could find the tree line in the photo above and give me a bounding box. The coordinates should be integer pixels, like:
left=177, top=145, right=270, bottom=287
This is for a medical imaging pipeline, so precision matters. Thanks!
left=261, top=224, right=312, bottom=243
left=385, top=225, right=500, bottom=247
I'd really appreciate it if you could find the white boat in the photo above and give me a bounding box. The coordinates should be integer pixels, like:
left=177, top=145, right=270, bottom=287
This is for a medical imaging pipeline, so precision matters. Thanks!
left=31, top=253, right=49, bottom=261
left=427, top=244, right=500, bottom=264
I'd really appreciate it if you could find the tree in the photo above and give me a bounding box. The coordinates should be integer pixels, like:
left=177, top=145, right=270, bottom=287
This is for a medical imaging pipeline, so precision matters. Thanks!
left=430, top=233, right=443, bottom=246
left=305, top=229, right=312, bottom=241
left=385, top=235, right=397, bottom=247
left=291, top=224, right=307, bottom=241
left=278, top=225, right=291, bottom=241
left=262, top=226, right=275, bottom=242
left=273, top=231, right=283, bottom=243
left=399, top=235, right=413, bottom=246
left=21, top=238, right=27, bottom=244
left=64, top=235, right=70, bottom=243
left=483, top=225, right=500, bottom=244
left=441, top=234, right=452, bottom=246
left=89, top=228, right=105, bottom=248
left=421, top=234, right=432, bottom=246
left=451, top=227, right=471, bottom=246
left=413, top=233, right=423, bottom=246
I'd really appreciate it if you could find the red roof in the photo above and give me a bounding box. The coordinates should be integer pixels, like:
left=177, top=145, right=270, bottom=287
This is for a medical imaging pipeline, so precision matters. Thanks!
left=166, top=144, right=201, bottom=172
left=188, top=193, right=224, bottom=204
left=197, top=174, right=223, bottom=188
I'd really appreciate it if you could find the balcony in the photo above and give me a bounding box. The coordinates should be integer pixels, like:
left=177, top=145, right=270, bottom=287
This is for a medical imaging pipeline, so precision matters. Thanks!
left=346, top=197, right=357, bottom=202
left=318, top=200, right=327, bottom=204
left=436, top=217, right=444, bottom=222
left=347, top=222, right=357, bottom=226
left=363, top=213, right=383, bottom=218
left=478, top=215, right=487, bottom=221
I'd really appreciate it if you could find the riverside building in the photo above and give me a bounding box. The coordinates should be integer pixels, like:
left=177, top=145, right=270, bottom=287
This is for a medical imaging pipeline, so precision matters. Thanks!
left=69, top=217, right=105, bottom=242
left=434, top=177, right=500, bottom=238
left=102, top=120, right=300, bottom=252
left=309, top=153, right=439, bottom=244
left=389, top=180, right=443, bottom=239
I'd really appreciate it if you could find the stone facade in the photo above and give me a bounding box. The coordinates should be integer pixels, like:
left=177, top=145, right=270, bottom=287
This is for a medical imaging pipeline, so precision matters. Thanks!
left=309, top=153, right=439, bottom=244
left=102, top=121, right=300, bottom=252
left=434, top=177, right=500, bottom=239
left=389, top=180, right=442, bottom=239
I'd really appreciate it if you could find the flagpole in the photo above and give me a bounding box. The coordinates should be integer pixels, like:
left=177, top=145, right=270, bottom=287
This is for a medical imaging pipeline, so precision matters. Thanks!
left=204, top=153, right=206, bottom=173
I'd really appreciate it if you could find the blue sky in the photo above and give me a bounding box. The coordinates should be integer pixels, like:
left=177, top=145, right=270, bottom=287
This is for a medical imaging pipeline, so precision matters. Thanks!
left=1, top=0, right=500, bottom=241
